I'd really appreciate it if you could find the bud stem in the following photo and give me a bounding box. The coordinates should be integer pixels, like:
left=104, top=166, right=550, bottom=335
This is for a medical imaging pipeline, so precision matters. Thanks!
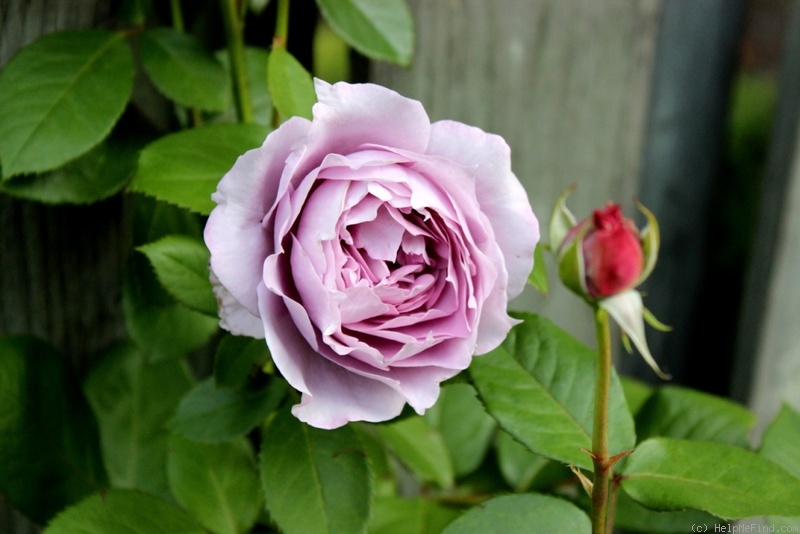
left=591, top=307, right=612, bottom=534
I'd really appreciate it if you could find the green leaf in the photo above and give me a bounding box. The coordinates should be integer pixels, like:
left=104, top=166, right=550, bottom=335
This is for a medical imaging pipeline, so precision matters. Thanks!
left=424, top=383, right=495, bottom=478
left=442, top=493, right=590, bottom=534
left=622, top=437, right=800, bottom=519
left=131, top=194, right=202, bottom=246
left=130, top=123, right=268, bottom=214
left=0, top=29, right=133, bottom=177
left=43, top=489, right=205, bottom=534
left=315, top=0, right=413, bottom=65
left=83, top=343, right=193, bottom=500
left=635, top=386, right=756, bottom=447
left=620, top=376, right=653, bottom=416
left=216, top=47, right=273, bottom=126
left=169, top=377, right=287, bottom=442
left=367, top=497, right=460, bottom=534
left=0, top=136, right=138, bottom=204
left=469, top=312, right=635, bottom=470
left=167, top=435, right=262, bottom=534
left=123, top=255, right=219, bottom=362
left=760, top=403, right=800, bottom=479
left=137, top=234, right=216, bottom=315
left=268, top=48, right=316, bottom=120
left=0, top=336, right=106, bottom=523
left=527, top=242, right=549, bottom=295
left=260, top=407, right=372, bottom=534
left=494, top=431, right=551, bottom=492
left=214, top=334, right=272, bottom=389
left=140, top=28, right=229, bottom=111
left=377, top=415, right=455, bottom=489
left=613, top=488, right=720, bottom=534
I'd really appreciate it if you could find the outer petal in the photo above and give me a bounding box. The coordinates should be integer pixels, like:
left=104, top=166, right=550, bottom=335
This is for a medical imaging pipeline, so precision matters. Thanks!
left=205, top=117, right=310, bottom=314
left=290, top=80, right=432, bottom=180
left=258, top=284, right=406, bottom=428
left=210, top=272, right=265, bottom=338
left=427, top=120, right=539, bottom=298
left=599, top=290, right=671, bottom=380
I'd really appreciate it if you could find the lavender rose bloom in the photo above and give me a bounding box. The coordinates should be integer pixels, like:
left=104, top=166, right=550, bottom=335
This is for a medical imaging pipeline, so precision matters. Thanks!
left=204, top=80, right=539, bottom=429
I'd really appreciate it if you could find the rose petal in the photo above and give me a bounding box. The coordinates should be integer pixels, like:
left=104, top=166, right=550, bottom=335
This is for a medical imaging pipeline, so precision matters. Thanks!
left=291, top=80, right=431, bottom=180
left=427, top=120, right=539, bottom=298
left=206, top=117, right=310, bottom=315
left=210, top=271, right=265, bottom=338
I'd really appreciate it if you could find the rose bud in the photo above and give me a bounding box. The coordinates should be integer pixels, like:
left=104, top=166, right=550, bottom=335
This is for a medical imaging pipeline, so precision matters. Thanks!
left=550, top=190, right=658, bottom=303
left=549, top=188, right=670, bottom=379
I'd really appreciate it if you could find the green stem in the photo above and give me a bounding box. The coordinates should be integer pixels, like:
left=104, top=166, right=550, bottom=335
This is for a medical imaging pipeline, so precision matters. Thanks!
left=221, top=0, right=254, bottom=124
left=274, top=0, right=290, bottom=48
left=169, top=0, right=185, bottom=32
left=591, top=307, right=612, bottom=534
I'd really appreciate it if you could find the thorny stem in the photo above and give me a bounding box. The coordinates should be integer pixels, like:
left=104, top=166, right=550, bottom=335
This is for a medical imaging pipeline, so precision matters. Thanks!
left=221, top=0, right=254, bottom=123
left=591, top=307, right=612, bottom=534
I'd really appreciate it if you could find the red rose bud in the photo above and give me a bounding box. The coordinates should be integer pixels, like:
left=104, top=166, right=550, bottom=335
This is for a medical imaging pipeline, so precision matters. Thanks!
left=551, top=191, right=659, bottom=302
left=582, top=204, right=643, bottom=298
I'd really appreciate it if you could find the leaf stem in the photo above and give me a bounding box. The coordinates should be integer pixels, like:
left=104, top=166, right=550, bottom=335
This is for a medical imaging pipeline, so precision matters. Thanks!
left=591, top=307, right=612, bottom=534
left=220, top=0, right=254, bottom=124
left=274, top=0, right=290, bottom=49
left=170, top=0, right=185, bottom=32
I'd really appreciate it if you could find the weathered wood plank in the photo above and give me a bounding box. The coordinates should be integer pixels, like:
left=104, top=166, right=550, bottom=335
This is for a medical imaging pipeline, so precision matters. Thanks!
left=733, top=1, right=800, bottom=433
left=0, top=1, right=117, bottom=532
left=372, top=0, right=661, bottom=347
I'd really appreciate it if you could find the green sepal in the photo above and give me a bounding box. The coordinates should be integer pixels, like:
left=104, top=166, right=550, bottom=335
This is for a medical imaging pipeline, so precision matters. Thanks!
left=636, top=200, right=660, bottom=284
left=557, top=221, right=590, bottom=299
left=643, top=306, right=672, bottom=332
left=548, top=184, right=577, bottom=252
left=599, top=290, right=671, bottom=380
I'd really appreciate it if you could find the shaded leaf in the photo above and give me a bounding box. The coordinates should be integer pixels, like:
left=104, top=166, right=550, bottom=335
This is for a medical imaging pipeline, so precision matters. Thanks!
left=315, top=0, right=413, bottom=65
left=130, top=123, right=268, bottom=214
left=635, top=386, right=756, bottom=447
left=613, top=489, right=720, bottom=534
left=123, top=254, right=218, bottom=362
left=0, top=30, right=133, bottom=177
left=377, top=415, right=454, bottom=489
left=367, top=497, right=460, bottom=534
left=494, top=431, right=550, bottom=492
left=169, top=377, right=287, bottom=442
left=620, top=376, right=653, bottom=417
left=0, top=336, right=106, bottom=523
left=260, top=407, right=371, bottom=534
left=44, top=489, right=204, bottom=534
left=167, top=435, right=262, bottom=534
left=216, top=47, right=273, bottom=126
left=137, top=234, right=216, bottom=315
left=268, top=48, right=316, bottom=120
left=424, top=383, right=495, bottom=478
left=442, top=493, right=590, bottom=534
left=527, top=242, right=549, bottom=294
left=622, top=437, right=800, bottom=519
left=470, top=313, right=635, bottom=470
left=140, top=28, right=229, bottom=111
left=83, top=343, right=193, bottom=500
left=214, top=334, right=272, bottom=389
left=759, top=403, right=800, bottom=479
left=0, top=136, right=138, bottom=204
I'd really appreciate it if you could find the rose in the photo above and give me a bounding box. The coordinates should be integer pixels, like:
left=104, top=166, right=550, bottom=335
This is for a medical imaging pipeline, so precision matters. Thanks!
left=559, top=203, right=644, bottom=299
left=205, top=80, right=539, bottom=429
left=550, top=191, right=669, bottom=378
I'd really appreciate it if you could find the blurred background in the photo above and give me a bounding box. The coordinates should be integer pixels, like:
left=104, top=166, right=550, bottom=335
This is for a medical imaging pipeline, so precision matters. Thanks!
left=2, top=0, right=799, bottom=531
